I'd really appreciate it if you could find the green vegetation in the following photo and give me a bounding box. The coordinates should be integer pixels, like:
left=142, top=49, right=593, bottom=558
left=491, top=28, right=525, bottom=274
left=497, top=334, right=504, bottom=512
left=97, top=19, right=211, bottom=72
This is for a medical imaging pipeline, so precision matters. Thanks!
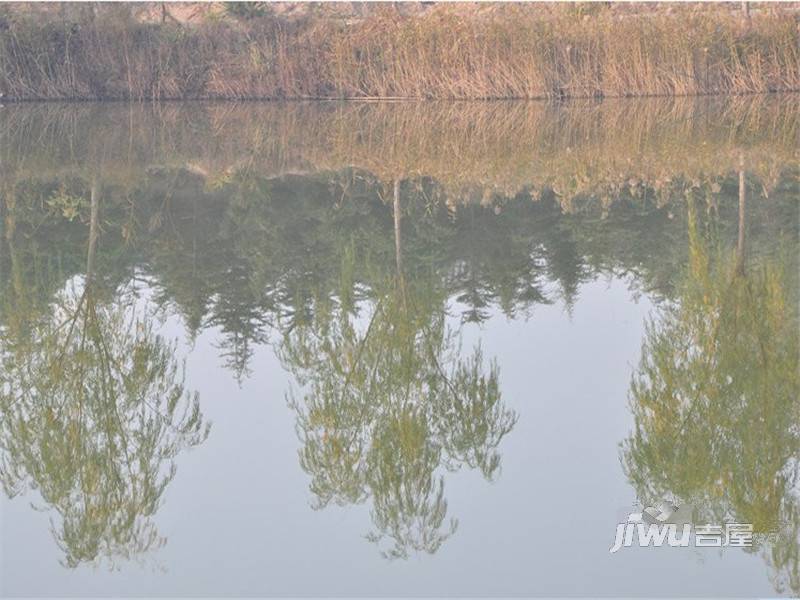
left=622, top=195, right=800, bottom=595
left=0, top=98, right=796, bottom=572
left=0, top=3, right=798, bottom=100
left=1, top=99, right=796, bottom=378
left=280, top=198, right=517, bottom=557
left=0, top=186, right=210, bottom=568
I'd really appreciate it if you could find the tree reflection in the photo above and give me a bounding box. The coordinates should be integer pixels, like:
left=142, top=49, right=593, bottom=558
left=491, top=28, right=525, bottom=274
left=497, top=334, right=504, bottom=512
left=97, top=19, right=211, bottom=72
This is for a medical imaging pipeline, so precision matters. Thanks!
left=280, top=181, right=517, bottom=559
left=622, top=189, right=799, bottom=595
left=0, top=184, right=210, bottom=568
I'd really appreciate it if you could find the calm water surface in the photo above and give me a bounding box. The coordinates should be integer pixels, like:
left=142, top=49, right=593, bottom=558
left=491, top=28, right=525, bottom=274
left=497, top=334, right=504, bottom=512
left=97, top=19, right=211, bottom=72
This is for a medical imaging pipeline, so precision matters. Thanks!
left=0, top=98, right=798, bottom=597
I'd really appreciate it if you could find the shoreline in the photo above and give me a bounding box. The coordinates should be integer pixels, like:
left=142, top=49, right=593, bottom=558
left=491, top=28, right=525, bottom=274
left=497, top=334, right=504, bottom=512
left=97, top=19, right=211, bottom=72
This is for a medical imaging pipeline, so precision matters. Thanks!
left=2, top=5, right=798, bottom=103
left=2, top=89, right=799, bottom=105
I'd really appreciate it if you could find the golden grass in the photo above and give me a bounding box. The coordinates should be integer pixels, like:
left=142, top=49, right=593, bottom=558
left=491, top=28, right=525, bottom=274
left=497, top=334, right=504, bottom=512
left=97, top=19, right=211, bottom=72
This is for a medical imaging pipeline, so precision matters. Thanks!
left=1, top=4, right=798, bottom=101
left=2, top=96, right=797, bottom=207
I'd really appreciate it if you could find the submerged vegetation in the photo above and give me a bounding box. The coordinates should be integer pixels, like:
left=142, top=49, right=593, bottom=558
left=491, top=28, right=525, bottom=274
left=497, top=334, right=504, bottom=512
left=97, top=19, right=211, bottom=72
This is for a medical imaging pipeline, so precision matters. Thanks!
left=0, top=2, right=798, bottom=101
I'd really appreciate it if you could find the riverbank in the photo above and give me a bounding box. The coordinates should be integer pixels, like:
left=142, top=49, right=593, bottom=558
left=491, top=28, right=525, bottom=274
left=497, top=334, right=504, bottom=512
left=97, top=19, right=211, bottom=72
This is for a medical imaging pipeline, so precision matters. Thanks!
left=1, top=3, right=798, bottom=101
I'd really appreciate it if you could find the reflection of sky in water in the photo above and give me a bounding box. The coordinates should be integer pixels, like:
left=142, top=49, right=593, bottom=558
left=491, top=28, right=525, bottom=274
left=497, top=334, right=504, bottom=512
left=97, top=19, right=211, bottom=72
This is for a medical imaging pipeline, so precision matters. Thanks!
left=0, top=98, right=797, bottom=597
left=0, top=278, right=784, bottom=597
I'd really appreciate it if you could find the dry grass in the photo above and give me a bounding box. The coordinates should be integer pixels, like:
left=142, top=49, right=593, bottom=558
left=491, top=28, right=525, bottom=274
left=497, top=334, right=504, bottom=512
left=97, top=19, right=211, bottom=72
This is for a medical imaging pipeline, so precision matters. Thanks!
left=2, top=96, right=797, bottom=207
left=0, top=4, right=798, bottom=100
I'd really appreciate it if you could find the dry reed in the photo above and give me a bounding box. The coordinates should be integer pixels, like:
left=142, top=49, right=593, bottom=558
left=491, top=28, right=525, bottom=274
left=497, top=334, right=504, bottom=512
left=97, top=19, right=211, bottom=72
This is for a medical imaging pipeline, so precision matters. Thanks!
left=2, top=96, right=797, bottom=207
left=0, top=4, right=798, bottom=101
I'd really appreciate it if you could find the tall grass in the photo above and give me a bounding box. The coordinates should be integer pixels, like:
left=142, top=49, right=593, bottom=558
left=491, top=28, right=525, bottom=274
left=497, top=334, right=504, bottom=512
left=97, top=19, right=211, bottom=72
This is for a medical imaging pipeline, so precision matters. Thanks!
left=2, top=96, right=797, bottom=205
left=1, top=4, right=798, bottom=101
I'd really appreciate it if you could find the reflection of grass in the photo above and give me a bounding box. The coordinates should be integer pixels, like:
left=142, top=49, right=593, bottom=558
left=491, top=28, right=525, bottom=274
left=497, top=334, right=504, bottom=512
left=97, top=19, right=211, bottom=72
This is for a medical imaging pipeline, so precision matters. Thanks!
left=2, top=96, right=797, bottom=205
left=1, top=5, right=798, bottom=100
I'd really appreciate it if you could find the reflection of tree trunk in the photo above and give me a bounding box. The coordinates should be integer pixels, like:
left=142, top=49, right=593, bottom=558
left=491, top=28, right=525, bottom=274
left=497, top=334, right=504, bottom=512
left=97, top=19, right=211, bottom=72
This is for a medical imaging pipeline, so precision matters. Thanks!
left=393, top=178, right=409, bottom=311
left=737, top=156, right=746, bottom=276
left=87, top=180, right=100, bottom=281
left=192, top=196, right=198, bottom=279
left=0, top=192, right=4, bottom=283
left=393, top=179, right=403, bottom=276
left=4, top=186, right=16, bottom=243
left=3, top=188, right=23, bottom=301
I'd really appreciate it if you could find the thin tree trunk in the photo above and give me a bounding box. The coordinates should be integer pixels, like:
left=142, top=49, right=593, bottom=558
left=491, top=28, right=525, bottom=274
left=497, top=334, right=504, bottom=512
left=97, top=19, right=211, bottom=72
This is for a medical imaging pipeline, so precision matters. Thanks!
left=393, top=178, right=409, bottom=310
left=4, top=186, right=15, bottom=243
left=736, top=155, right=746, bottom=276
left=87, top=180, right=99, bottom=281
left=4, top=188, right=23, bottom=302
left=393, top=179, right=403, bottom=276
left=0, top=188, right=6, bottom=292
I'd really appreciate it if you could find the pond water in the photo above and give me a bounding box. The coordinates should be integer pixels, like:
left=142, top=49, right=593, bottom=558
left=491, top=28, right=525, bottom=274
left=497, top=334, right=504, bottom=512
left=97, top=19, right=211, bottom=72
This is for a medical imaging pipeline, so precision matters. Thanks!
left=0, top=98, right=798, bottom=597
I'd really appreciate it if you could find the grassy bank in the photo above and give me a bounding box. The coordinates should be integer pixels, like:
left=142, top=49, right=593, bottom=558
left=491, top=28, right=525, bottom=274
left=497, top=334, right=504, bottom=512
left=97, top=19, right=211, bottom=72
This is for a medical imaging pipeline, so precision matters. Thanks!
left=1, top=4, right=798, bottom=101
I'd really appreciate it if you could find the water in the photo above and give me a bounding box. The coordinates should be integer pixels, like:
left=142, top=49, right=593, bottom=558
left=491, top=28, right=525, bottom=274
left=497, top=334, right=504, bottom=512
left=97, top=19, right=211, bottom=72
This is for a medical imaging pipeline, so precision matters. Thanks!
left=0, top=98, right=798, bottom=597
